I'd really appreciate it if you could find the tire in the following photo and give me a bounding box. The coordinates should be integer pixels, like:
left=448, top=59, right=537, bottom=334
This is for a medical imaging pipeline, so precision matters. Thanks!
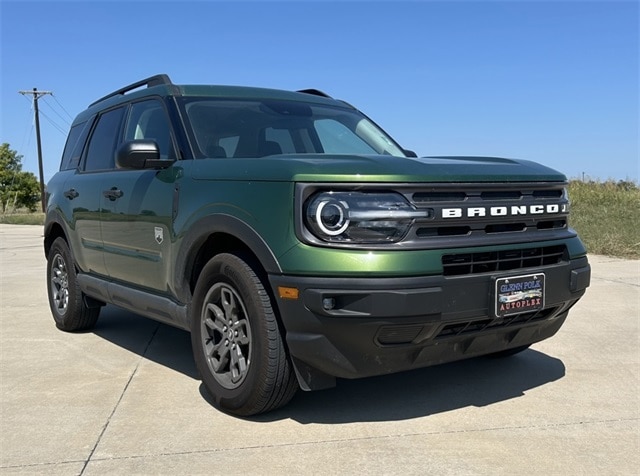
left=46, top=237, right=100, bottom=331
left=488, top=344, right=531, bottom=358
left=190, top=253, right=298, bottom=416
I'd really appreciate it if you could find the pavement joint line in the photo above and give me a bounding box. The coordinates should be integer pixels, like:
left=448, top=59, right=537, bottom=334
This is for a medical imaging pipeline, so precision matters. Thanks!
left=77, top=323, right=161, bottom=476
left=1, top=417, right=637, bottom=470
left=0, top=460, right=86, bottom=472
left=591, top=277, right=639, bottom=288
left=6, top=416, right=627, bottom=469
left=591, top=257, right=639, bottom=263
left=0, top=245, right=41, bottom=251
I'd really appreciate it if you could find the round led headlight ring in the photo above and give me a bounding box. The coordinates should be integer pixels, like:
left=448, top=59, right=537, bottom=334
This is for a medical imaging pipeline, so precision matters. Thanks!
left=315, top=199, right=350, bottom=236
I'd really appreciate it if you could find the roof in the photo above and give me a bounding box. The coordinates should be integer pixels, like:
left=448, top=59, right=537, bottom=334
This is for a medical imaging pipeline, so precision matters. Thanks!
left=74, top=74, right=344, bottom=124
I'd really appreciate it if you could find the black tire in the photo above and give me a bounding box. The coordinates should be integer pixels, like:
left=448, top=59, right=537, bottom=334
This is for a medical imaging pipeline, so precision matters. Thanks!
left=190, top=253, right=298, bottom=416
left=46, top=237, right=100, bottom=331
left=488, top=344, right=531, bottom=358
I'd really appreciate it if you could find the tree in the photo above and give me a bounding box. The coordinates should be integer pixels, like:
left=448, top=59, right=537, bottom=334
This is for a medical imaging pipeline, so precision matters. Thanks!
left=0, top=143, right=40, bottom=213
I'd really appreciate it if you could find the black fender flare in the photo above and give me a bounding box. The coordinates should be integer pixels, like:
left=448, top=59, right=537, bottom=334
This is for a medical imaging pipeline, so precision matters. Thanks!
left=43, top=209, right=71, bottom=257
left=174, top=214, right=282, bottom=304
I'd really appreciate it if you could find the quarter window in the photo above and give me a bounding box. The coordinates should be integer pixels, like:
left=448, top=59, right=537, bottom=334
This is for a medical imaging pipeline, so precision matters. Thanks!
left=60, top=120, right=91, bottom=171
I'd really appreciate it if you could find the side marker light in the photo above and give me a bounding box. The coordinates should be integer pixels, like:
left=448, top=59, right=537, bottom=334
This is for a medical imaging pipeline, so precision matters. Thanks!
left=278, top=286, right=299, bottom=300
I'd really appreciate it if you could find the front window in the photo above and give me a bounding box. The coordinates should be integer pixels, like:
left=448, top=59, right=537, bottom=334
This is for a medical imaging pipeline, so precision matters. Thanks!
left=83, top=107, right=125, bottom=172
left=123, top=99, right=176, bottom=161
left=180, top=98, right=406, bottom=159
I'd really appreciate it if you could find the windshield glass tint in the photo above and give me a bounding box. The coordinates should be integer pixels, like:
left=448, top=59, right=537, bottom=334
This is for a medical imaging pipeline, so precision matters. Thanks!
left=181, top=98, right=406, bottom=159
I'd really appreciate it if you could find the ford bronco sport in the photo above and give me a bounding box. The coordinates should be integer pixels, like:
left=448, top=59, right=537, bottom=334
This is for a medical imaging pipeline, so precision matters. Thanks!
left=45, top=74, right=591, bottom=415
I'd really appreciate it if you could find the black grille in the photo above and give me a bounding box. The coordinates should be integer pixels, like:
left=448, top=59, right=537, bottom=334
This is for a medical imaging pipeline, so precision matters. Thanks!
left=412, top=191, right=467, bottom=203
left=406, top=182, right=571, bottom=247
left=442, top=245, right=567, bottom=276
left=412, top=186, right=564, bottom=205
left=480, top=191, right=522, bottom=200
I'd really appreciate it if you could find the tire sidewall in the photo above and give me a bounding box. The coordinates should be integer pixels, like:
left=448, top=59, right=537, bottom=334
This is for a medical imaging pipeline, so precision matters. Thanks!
left=190, top=254, right=269, bottom=412
left=47, top=238, right=77, bottom=327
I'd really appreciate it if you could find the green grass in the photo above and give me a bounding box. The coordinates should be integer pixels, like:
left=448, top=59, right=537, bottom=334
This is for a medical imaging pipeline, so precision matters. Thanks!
left=1, top=181, right=638, bottom=259
left=0, top=212, right=45, bottom=225
left=568, top=180, right=640, bottom=259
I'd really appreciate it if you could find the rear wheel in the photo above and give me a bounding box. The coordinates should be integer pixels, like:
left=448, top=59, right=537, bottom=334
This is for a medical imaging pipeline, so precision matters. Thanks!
left=46, top=237, right=100, bottom=331
left=190, top=253, right=298, bottom=416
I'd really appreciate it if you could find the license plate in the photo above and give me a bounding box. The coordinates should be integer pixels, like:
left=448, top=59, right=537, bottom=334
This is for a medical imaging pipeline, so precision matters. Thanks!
left=494, top=273, right=545, bottom=317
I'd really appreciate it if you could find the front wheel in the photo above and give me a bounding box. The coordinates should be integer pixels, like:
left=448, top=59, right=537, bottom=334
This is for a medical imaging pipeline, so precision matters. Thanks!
left=190, top=253, right=298, bottom=416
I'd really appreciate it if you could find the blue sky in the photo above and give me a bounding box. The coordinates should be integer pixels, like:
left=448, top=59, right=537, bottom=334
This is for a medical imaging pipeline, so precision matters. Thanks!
left=1, top=0, right=638, bottom=183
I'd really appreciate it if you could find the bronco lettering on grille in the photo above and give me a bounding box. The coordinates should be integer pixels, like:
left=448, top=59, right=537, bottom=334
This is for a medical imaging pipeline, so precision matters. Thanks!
left=441, top=204, right=568, bottom=219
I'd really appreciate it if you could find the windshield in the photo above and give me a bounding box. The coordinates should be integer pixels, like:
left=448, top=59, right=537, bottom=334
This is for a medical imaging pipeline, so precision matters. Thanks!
left=180, top=98, right=406, bottom=159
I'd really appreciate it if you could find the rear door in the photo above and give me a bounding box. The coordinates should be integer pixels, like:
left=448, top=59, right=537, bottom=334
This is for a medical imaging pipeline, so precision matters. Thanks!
left=64, top=107, right=125, bottom=277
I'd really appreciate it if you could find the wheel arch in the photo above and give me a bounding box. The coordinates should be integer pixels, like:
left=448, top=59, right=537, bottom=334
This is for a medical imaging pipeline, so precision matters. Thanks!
left=174, top=214, right=282, bottom=305
left=43, top=212, right=70, bottom=258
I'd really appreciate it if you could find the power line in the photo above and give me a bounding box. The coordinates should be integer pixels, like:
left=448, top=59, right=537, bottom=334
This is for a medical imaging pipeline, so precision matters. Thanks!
left=41, top=96, right=71, bottom=127
left=17, top=99, right=34, bottom=157
left=38, top=107, right=68, bottom=135
left=18, top=88, right=52, bottom=212
left=51, top=94, right=75, bottom=121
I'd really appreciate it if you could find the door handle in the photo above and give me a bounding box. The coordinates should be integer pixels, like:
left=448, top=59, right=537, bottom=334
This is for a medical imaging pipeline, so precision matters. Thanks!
left=103, top=188, right=124, bottom=201
left=64, top=188, right=79, bottom=200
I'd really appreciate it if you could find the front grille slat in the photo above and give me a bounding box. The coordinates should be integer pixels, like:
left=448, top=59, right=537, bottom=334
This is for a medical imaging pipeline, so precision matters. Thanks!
left=442, top=245, right=567, bottom=276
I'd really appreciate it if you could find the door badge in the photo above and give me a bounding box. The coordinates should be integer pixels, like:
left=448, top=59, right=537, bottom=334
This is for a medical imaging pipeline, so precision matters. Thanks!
left=154, top=227, right=164, bottom=245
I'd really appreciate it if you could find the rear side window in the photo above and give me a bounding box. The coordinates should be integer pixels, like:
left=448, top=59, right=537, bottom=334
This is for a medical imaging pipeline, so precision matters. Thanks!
left=83, top=108, right=125, bottom=172
left=60, top=120, right=92, bottom=171
left=265, top=127, right=296, bottom=154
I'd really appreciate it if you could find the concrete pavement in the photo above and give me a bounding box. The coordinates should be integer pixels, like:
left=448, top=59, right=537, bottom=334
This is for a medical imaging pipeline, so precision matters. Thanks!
left=1, top=224, right=638, bottom=475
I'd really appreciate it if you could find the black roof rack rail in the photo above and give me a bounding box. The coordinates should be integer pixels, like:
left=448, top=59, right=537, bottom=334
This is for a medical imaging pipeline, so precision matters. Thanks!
left=297, top=88, right=333, bottom=99
left=89, top=74, right=173, bottom=107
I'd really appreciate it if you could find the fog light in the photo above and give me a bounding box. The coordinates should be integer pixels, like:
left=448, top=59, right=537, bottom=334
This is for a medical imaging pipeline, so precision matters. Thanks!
left=322, top=297, right=336, bottom=310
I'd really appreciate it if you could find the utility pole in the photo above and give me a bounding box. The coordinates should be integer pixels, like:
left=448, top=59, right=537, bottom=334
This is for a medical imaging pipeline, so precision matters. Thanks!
left=19, top=88, right=52, bottom=212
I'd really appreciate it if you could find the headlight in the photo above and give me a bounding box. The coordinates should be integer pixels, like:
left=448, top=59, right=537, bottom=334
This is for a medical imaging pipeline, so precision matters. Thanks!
left=305, top=192, right=428, bottom=243
left=313, top=197, right=351, bottom=236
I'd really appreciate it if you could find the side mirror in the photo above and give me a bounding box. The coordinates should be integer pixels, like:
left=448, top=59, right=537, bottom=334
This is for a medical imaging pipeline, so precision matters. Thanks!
left=404, top=149, right=418, bottom=158
left=116, top=140, right=173, bottom=169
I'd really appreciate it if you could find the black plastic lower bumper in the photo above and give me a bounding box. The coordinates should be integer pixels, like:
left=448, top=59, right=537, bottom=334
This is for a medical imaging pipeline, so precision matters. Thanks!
left=269, top=257, right=590, bottom=391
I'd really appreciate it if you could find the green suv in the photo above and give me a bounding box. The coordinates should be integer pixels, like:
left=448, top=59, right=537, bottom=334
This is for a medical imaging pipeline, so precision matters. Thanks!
left=45, top=74, right=591, bottom=415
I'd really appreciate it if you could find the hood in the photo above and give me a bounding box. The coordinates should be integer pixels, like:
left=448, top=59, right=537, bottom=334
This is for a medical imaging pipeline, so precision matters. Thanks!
left=192, top=154, right=567, bottom=183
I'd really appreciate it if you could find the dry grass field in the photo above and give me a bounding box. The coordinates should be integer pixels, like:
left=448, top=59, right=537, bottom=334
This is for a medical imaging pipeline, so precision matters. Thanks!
left=569, top=180, right=639, bottom=259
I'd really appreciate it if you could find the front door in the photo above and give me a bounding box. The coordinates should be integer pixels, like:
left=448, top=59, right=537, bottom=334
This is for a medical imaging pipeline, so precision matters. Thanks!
left=100, top=99, right=181, bottom=293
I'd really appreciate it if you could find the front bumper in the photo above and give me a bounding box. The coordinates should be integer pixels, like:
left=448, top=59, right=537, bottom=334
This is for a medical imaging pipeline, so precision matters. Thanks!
left=269, top=256, right=590, bottom=391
